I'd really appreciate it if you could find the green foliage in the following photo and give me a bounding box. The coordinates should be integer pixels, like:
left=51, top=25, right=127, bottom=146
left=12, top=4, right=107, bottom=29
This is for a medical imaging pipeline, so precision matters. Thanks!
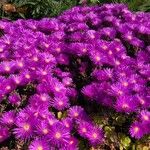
left=138, top=0, right=150, bottom=12
left=89, top=0, right=150, bottom=12
left=0, top=0, right=150, bottom=20
left=0, top=0, right=78, bottom=19
left=119, top=134, right=131, bottom=149
left=90, top=108, right=150, bottom=150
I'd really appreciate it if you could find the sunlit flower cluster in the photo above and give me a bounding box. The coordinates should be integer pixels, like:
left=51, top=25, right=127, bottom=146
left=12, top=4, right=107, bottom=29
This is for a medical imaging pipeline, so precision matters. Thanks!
left=0, top=3, right=150, bottom=149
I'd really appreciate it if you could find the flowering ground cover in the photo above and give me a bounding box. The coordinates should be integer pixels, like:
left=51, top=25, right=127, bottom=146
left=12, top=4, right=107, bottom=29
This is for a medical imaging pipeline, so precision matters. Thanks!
left=0, top=3, right=150, bottom=150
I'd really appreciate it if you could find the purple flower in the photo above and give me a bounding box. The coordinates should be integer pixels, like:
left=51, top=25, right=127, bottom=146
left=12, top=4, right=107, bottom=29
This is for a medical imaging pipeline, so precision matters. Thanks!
left=50, top=79, right=67, bottom=95
left=61, top=117, right=73, bottom=131
left=47, top=117, right=59, bottom=127
left=56, top=54, right=69, bottom=65
left=110, top=83, right=127, bottom=97
left=68, top=106, right=86, bottom=120
left=35, top=121, right=50, bottom=136
left=14, top=119, right=34, bottom=140
left=8, top=93, right=21, bottom=106
left=15, top=59, right=25, bottom=70
left=68, top=43, right=90, bottom=56
left=15, top=107, right=33, bottom=124
left=10, top=75, right=24, bottom=86
left=1, top=79, right=16, bottom=94
left=67, top=22, right=88, bottom=32
left=60, top=137, right=79, bottom=150
left=86, top=126, right=103, bottom=146
left=99, top=27, right=116, bottom=39
left=62, top=77, right=73, bottom=86
left=89, top=50, right=106, bottom=65
left=50, top=31, right=65, bottom=41
left=92, top=68, right=113, bottom=81
left=115, top=96, right=138, bottom=113
left=129, top=121, right=145, bottom=139
left=66, top=88, right=77, bottom=99
left=49, top=122, right=70, bottom=147
left=138, top=110, right=150, bottom=124
left=136, top=95, right=150, bottom=108
left=50, top=95, right=70, bottom=111
left=77, top=121, right=91, bottom=138
left=29, top=94, right=50, bottom=108
left=39, top=52, right=56, bottom=65
left=29, top=138, right=50, bottom=150
left=0, top=124, right=9, bottom=143
left=30, top=106, right=52, bottom=120
left=85, top=30, right=97, bottom=40
left=0, top=110, right=16, bottom=127
left=0, top=61, right=15, bottom=74
left=82, top=83, right=98, bottom=100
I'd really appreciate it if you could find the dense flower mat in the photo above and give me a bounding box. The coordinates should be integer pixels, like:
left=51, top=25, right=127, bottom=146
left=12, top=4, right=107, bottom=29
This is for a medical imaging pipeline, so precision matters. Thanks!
left=0, top=3, right=150, bottom=150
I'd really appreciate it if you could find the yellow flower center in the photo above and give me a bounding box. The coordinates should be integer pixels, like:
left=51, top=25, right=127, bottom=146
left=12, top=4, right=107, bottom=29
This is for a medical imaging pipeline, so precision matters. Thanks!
left=108, top=50, right=113, bottom=55
left=18, top=62, right=24, bottom=67
left=8, top=119, right=13, bottom=123
left=115, top=60, right=120, bottom=65
left=117, top=90, right=123, bottom=95
left=45, top=44, right=49, bottom=48
left=0, top=48, right=3, bottom=52
left=122, top=104, right=129, bottom=109
left=42, top=71, right=47, bottom=75
left=45, top=59, right=50, bottom=63
left=106, top=31, right=110, bottom=35
left=49, top=120, right=54, bottom=126
left=82, top=128, right=87, bottom=133
left=74, top=112, right=79, bottom=117
left=127, top=35, right=132, bottom=40
left=116, top=47, right=120, bottom=52
left=95, top=56, right=100, bottom=62
left=56, top=48, right=61, bottom=52
left=65, top=123, right=69, bottom=128
left=41, top=96, right=46, bottom=101
left=58, top=101, right=63, bottom=106
left=55, top=132, right=61, bottom=139
left=123, top=82, right=128, bottom=87
left=140, top=99, right=145, bottom=105
left=132, top=80, right=136, bottom=83
left=134, top=127, right=139, bottom=133
left=102, top=45, right=108, bottom=50
left=33, top=57, right=38, bottom=62
left=42, top=115, right=46, bottom=118
left=6, top=86, right=11, bottom=90
left=15, top=79, right=20, bottom=84
left=5, top=66, right=10, bottom=71
left=120, top=72, right=126, bottom=77
left=34, top=112, right=39, bottom=117
left=93, top=133, right=97, bottom=139
left=90, top=35, right=95, bottom=39
left=43, top=129, right=48, bottom=134
left=70, top=140, right=74, bottom=145
left=37, top=146, right=43, bottom=150
left=31, top=67, right=36, bottom=70
left=6, top=41, right=10, bottom=44
left=55, top=87, right=60, bottom=92
left=82, top=48, right=87, bottom=52
left=24, top=45, right=30, bottom=49
left=143, top=115, right=149, bottom=121
left=25, top=74, right=30, bottom=79
left=23, top=124, right=30, bottom=131
left=70, top=28, right=73, bottom=31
